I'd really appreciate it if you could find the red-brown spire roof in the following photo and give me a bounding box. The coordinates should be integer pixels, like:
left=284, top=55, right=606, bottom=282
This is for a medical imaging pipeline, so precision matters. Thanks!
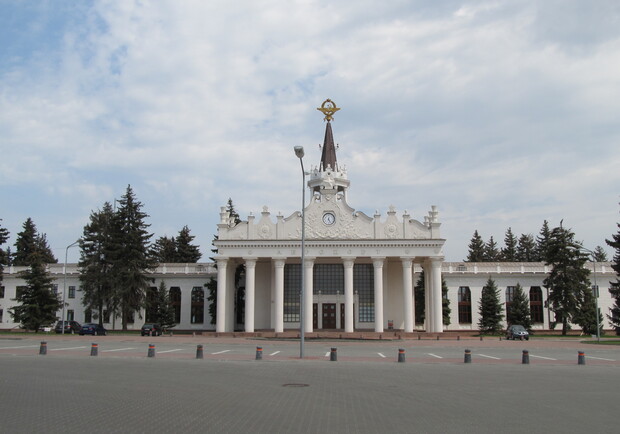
left=320, top=121, right=337, bottom=171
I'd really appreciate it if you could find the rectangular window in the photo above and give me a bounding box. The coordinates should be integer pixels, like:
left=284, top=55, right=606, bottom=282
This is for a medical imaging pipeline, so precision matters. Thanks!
left=52, top=285, right=58, bottom=295
left=67, top=310, right=74, bottom=321
left=458, top=287, right=472, bottom=324
left=145, top=287, right=157, bottom=323
left=16, top=286, right=27, bottom=298
left=191, top=287, right=204, bottom=324
left=354, top=264, right=374, bottom=323
left=0, top=286, right=4, bottom=298
left=0, top=309, right=3, bottom=322
left=127, top=311, right=135, bottom=324
left=103, top=310, right=110, bottom=323
left=84, top=309, right=92, bottom=323
left=283, top=264, right=301, bottom=322
left=313, top=264, right=344, bottom=295
left=68, top=286, right=76, bottom=299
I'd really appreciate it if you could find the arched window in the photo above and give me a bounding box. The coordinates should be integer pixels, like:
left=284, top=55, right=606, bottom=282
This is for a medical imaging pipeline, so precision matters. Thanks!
left=458, top=287, right=471, bottom=324
left=170, top=287, right=181, bottom=323
left=505, top=286, right=516, bottom=319
left=191, top=287, right=204, bottom=324
left=529, top=287, right=543, bottom=323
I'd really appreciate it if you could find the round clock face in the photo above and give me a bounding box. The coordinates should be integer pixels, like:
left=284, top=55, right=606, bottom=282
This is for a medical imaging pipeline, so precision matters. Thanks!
left=322, top=212, right=336, bottom=225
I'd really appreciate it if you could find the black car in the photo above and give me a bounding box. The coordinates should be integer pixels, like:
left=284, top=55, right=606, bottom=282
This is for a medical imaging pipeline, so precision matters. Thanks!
left=506, top=325, right=530, bottom=340
left=54, top=320, right=82, bottom=334
left=79, top=323, right=107, bottom=336
left=141, top=323, right=163, bottom=336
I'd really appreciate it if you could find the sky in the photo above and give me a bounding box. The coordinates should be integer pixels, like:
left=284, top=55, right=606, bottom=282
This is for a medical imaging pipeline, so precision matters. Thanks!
left=1, top=0, right=619, bottom=263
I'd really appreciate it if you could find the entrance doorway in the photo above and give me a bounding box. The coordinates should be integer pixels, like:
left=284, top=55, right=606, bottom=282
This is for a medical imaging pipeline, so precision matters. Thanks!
left=322, top=303, right=337, bottom=329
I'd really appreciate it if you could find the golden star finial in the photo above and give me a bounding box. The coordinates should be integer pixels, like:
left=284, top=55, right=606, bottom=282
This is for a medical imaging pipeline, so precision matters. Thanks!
left=317, top=99, right=340, bottom=122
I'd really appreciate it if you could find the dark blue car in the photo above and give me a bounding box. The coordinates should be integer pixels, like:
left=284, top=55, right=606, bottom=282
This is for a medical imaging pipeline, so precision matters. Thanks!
left=79, top=323, right=107, bottom=336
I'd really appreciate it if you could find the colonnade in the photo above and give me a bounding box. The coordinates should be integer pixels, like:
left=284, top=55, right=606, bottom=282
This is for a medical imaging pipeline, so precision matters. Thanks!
left=215, top=256, right=444, bottom=334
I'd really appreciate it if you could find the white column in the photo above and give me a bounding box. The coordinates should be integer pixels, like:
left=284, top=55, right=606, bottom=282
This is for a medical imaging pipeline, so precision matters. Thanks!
left=216, top=258, right=228, bottom=333
left=304, top=257, right=315, bottom=333
left=274, top=258, right=285, bottom=333
left=343, top=257, right=355, bottom=333
left=244, top=258, right=257, bottom=333
left=423, top=260, right=432, bottom=332
left=373, top=258, right=385, bottom=333
left=430, top=258, right=444, bottom=333
left=401, top=257, right=414, bottom=333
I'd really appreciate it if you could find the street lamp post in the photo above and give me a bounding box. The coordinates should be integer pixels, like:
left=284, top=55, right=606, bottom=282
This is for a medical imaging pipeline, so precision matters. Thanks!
left=576, top=245, right=600, bottom=342
left=62, top=240, right=81, bottom=334
left=294, top=145, right=306, bottom=359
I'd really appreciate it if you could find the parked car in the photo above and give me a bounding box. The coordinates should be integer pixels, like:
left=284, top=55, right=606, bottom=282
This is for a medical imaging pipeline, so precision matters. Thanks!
left=141, top=323, right=163, bottom=336
left=54, top=320, right=82, bottom=334
left=79, top=323, right=107, bottom=336
left=506, top=325, right=529, bottom=340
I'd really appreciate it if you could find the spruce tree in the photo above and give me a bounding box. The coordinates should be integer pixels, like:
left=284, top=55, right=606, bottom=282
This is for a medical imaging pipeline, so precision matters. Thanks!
left=0, top=219, right=9, bottom=284
left=605, top=207, right=620, bottom=333
left=574, top=287, right=603, bottom=336
left=112, top=185, right=156, bottom=330
left=592, top=246, right=608, bottom=262
left=506, top=283, right=532, bottom=331
left=226, top=198, right=241, bottom=225
left=9, top=252, right=62, bottom=331
left=478, top=277, right=504, bottom=334
left=152, top=280, right=176, bottom=331
left=205, top=278, right=217, bottom=325
left=501, top=228, right=518, bottom=261
left=516, top=234, right=537, bottom=262
left=465, top=230, right=485, bottom=262
left=484, top=236, right=500, bottom=261
left=12, top=218, right=57, bottom=266
left=536, top=220, right=552, bottom=262
left=412, top=271, right=451, bottom=326
left=150, top=236, right=177, bottom=263
left=176, top=226, right=202, bottom=263
left=543, top=224, right=590, bottom=335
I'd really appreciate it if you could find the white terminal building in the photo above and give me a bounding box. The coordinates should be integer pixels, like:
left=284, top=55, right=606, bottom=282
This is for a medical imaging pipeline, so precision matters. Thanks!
left=0, top=101, right=616, bottom=334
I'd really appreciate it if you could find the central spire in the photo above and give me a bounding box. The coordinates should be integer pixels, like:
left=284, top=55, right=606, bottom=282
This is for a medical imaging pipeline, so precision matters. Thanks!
left=317, top=99, right=340, bottom=171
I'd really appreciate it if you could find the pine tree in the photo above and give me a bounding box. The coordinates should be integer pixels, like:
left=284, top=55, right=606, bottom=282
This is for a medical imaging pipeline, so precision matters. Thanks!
left=226, top=198, right=241, bottom=225
left=605, top=206, right=620, bottom=333
left=501, top=228, right=518, bottom=261
left=506, top=283, right=532, bottom=331
left=413, top=271, right=451, bottom=326
left=478, top=277, right=504, bottom=334
left=536, top=220, right=552, bottom=262
left=12, top=218, right=57, bottom=266
left=0, top=219, right=9, bottom=284
left=592, top=246, right=608, bottom=262
left=79, top=202, right=116, bottom=326
left=152, top=280, right=176, bottom=331
left=176, top=226, right=202, bottom=263
left=574, top=287, right=603, bottom=335
left=112, top=185, right=156, bottom=330
left=516, top=234, right=537, bottom=262
left=9, top=252, right=62, bottom=331
left=484, top=236, right=500, bottom=261
left=465, top=230, right=485, bottom=262
left=543, top=224, right=590, bottom=335
left=150, top=236, right=177, bottom=263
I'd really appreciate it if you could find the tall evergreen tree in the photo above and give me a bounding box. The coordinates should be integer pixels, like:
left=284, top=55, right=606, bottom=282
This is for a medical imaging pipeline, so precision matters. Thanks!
left=150, top=236, right=177, bottom=263
left=501, top=228, right=518, bottom=261
left=536, top=220, right=552, bottom=262
left=478, top=277, right=504, bottom=334
left=176, top=225, right=202, bottom=263
left=465, top=230, right=485, bottom=262
left=151, top=280, right=176, bottom=331
left=0, top=219, right=9, bottom=284
left=543, top=224, right=590, bottom=335
left=12, top=218, right=57, bottom=265
left=592, top=246, right=608, bottom=262
left=9, top=252, right=62, bottom=331
left=484, top=236, right=500, bottom=261
left=506, top=283, right=532, bottom=331
left=79, top=202, right=116, bottom=326
left=605, top=206, right=620, bottom=332
left=112, top=185, right=156, bottom=330
left=226, top=198, right=241, bottom=225
left=516, top=233, right=537, bottom=262
left=574, top=287, right=603, bottom=336
left=413, top=271, right=451, bottom=326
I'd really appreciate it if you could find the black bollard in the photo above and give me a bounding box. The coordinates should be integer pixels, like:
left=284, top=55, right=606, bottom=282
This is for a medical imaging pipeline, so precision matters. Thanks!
left=90, top=343, right=98, bottom=357
left=578, top=350, right=586, bottom=365
left=148, top=344, right=156, bottom=358
left=196, top=344, right=203, bottom=359
left=464, top=349, right=472, bottom=363
left=398, top=348, right=406, bottom=363
left=255, top=346, right=262, bottom=360
left=457, top=336, right=460, bottom=341
left=39, top=341, right=47, bottom=355
left=330, top=347, right=337, bottom=361
left=522, top=350, right=529, bottom=364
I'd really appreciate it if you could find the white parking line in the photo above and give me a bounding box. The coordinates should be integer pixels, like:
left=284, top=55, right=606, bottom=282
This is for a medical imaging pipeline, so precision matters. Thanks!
left=325, top=352, right=330, bottom=357
left=427, top=353, right=443, bottom=359
left=588, top=356, right=615, bottom=361
left=49, top=346, right=87, bottom=351
left=477, top=354, right=501, bottom=360
left=0, top=345, right=39, bottom=350
left=102, top=347, right=135, bottom=352
left=529, top=355, right=557, bottom=360
left=211, top=350, right=231, bottom=355
left=158, top=349, right=183, bottom=354
left=377, top=353, right=386, bottom=358
left=269, top=351, right=280, bottom=356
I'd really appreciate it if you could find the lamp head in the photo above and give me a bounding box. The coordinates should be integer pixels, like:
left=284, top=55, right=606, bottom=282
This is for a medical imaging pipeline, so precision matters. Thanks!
left=294, top=146, right=305, bottom=159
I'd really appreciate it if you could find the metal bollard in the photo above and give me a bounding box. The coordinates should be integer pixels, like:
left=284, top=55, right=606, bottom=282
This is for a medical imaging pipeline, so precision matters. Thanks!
left=480, top=336, right=483, bottom=341
left=578, top=350, right=586, bottom=365
left=522, top=350, right=529, bottom=364
left=90, top=343, right=98, bottom=356
left=464, top=349, right=472, bottom=363
left=39, top=341, right=47, bottom=355
left=148, top=344, right=156, bottom=358
left=457, top=336, right=460, bottom=341
left=196, top=344, right=203, bottom=359
left=398, top=348, right=406, bottom=363
left=255, top=346, right=262, bottom=360
left=330, top=347, right=337, bottom=361
left=418, top=335, right=421, bottom=340
left=436, top=336, right=439, bottom=341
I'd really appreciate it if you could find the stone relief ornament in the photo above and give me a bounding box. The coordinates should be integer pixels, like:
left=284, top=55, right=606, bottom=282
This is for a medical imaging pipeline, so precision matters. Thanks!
left=259, top=225, right=271, bottom=239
